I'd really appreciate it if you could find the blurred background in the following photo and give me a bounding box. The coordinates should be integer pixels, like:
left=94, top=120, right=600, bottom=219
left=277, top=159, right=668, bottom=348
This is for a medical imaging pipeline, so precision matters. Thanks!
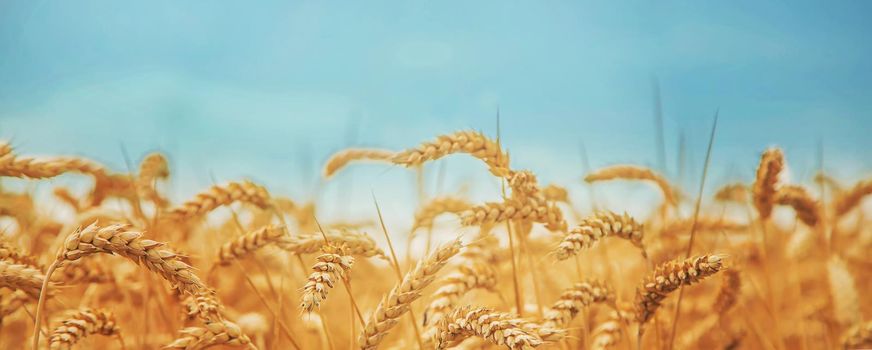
left=1, top=1, right=870, bottom=224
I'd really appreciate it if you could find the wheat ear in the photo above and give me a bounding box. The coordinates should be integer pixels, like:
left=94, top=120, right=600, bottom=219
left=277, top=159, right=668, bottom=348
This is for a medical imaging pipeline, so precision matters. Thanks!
left=462, top=196, right=567, bottom=232
left=183, top=288, right=225, bottom=322
left=33, top=222, right=206, bottom=348
left=300, top=247, right=354, bottom=313
left=541, top=184, right=570, bottom=203
left=278, top=229, right=385, bottom=259
left=137, top=152, right=170, bottom=206
left=49, top=308, right=120, bottom=350
left=584, top=165, right=677, bottom=205
left=752, top=148, right=784, bottom=219
left=842, top=320, right=872, bottom=350
left=0, top=260, right=48, bottom=299
left=774, top=185, right=821, bottom=227
left=544, top=279, right=615, bottom=328
left=834, top=178, right=872, bottom=217
left=215, top=225, right=287, bottom=266
left=555, top=211, right=644, bottom=260
left=165, top=319, right=256, bottom=350
left=714, top=183, right=749, bottom=203
left=422, top=263, right=497, bottom=333
left=411, top=196, right=472, bottom=233
left=358, top=238, right=462, bottom=349
left=323, top=148, right=394, bottom=178
left=714, top=269, right=741, bottom=315
left=0, top=150, right=107, bottom=179
left=168, top=180, right=270, bottom=219
left=0, top=240, right=42, bottom=268
left=634, top=254, right=726, bottom=327
left=392, top=130, right=510, bottom=177
left=434, top=306, right=560, bottom=349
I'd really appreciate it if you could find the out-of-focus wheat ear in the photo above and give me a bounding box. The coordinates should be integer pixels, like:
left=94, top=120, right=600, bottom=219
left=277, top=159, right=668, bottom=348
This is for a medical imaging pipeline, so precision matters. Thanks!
left=48, top=308, right=121, bottom=350
left=834, top=178, right=872, bottom=217
left=584, top=164, right=678, bottom=206
left=827, top=256, right=861, bottom=326
left=137, top=152, right=170, bottom=207
left=752, top=148, right=784, bottom=220
left=167, top=180, right=270, bottom=220
left=392, top=130, right=511, bottom=177
left=841, top=320, right=872, bottom=350
left=322, top=148, right=394, bottom=178
left=774, top=185, right=821, bottom=227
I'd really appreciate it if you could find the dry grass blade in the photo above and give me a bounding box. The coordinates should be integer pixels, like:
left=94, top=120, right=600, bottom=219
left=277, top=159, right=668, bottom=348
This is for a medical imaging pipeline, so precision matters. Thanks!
left=49, top=308, right=120, bottom=350
left=358, top=238, right=462, bottom=349
left=323, top=148, right=394, bottom=178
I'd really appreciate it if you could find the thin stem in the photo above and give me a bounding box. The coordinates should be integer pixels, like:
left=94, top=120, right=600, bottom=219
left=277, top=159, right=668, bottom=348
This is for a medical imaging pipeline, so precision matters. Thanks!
left=32, top=259, right=59, bottom=350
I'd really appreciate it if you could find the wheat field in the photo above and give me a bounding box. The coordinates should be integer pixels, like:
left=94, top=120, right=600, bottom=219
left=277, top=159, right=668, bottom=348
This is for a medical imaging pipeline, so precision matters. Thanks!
left=0, top=129, right=870, bottom=350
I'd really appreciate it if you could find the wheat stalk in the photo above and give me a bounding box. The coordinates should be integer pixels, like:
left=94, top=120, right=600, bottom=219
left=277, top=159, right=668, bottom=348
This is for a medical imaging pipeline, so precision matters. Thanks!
left=49, top=308, right=120, bottom=350
left=323, top=148, right=394, bottom=178
left=634, top=254, right=726, bottom=327
left=584, top=165, right=677, bottom=206
left=752, top=148, right=784, bottom=219
left=392, top=131, right=510, bottom=177
left=543, top=279, right=615, bottom=328
left=555, top=211, right=644, bottom=260
left=358, top=238, right=462, bottom=349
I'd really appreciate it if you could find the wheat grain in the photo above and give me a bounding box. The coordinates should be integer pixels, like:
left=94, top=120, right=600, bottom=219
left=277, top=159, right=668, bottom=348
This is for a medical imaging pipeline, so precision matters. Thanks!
left=752, top=148, right=784, bottom=219
left=555, top=211, right=644, bottom=260
left=49, top=308, right=120, bottom=350
left=392, top=131, right=510, bottom=177
left=184, top=288, right=225, bottom=322
left=323, top=148, right=394, bottom=178
left=635, top=254, right=726, bottom=326
left=358, top=238, right=462, bottom=349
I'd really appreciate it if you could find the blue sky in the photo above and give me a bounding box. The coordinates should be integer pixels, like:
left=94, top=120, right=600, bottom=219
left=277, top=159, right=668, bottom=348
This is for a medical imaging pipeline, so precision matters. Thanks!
left=1, top=1, right=870, bottom=220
